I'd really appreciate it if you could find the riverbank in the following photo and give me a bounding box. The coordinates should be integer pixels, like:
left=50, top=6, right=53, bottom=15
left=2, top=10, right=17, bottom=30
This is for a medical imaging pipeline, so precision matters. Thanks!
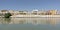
left=10, top=15, right=60, bottom=18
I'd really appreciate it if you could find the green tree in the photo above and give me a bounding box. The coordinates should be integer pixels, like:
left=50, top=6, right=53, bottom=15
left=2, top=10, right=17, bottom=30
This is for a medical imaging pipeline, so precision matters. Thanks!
left=4, top=13, right=12, bottom=18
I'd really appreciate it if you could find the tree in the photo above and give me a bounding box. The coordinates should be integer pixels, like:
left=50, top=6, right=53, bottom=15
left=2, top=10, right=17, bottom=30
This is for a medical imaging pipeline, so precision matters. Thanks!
left=4, top=13, right=12, bottom=18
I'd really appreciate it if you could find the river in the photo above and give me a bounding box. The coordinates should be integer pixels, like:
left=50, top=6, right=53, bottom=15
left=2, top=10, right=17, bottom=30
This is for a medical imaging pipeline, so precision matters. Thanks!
left=0, top=17, right=60, bottom=30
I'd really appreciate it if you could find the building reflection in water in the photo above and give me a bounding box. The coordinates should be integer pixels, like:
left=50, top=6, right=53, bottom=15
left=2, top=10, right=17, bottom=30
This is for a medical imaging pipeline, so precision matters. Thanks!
left=0, top=18, right=60, bottom=25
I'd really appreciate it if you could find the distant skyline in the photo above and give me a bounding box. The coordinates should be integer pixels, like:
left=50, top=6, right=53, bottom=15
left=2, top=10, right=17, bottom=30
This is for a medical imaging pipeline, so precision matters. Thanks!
left=0, top=0, right=60, bottom=11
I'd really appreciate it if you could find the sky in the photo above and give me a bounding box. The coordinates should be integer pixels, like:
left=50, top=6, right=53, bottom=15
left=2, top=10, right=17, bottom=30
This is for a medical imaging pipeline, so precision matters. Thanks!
left=0, top=0, right=60, bottom=11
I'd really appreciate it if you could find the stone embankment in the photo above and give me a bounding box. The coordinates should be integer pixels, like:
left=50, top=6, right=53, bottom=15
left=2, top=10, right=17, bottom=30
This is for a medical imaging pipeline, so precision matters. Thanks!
left=10, top=15, right=60, bottom=18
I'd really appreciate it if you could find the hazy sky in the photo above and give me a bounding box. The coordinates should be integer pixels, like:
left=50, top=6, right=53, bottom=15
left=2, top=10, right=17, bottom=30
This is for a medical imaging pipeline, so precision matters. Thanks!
left=0, top=0, right=60, bottom=11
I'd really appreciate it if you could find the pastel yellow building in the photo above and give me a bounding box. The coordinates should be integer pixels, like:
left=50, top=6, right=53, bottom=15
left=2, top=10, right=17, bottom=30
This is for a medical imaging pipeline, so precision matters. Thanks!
left=47, top=10, right=57, bottom=15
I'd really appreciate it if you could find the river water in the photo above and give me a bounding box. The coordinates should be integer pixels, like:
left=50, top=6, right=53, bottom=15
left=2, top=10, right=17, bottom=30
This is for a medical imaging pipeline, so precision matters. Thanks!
left=0, top=17, right=60, bottom=30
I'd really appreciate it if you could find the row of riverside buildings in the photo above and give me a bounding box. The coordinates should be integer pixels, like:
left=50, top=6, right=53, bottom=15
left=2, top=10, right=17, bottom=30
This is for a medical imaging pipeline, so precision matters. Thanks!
left=0, top=9, right=59, bottom=16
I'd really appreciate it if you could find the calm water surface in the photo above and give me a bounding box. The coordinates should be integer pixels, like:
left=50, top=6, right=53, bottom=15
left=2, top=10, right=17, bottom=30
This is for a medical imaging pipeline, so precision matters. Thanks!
left=0, top=18, right=60, bottom=30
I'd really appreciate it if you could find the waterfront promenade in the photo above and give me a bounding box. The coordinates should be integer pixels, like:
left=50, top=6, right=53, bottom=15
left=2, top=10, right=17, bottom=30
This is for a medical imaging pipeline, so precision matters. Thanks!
left=10, top=15, right=60, bottom=18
